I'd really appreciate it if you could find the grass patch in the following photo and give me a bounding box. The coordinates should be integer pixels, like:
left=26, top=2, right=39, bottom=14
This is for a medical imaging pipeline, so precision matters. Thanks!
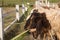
left=0, top=0, right=60, bottom=7
left=11, top=30, right=29, bottom=40
left=2, top=0, right=35, bottom=7
left=48, top=0, right=60, bottom=3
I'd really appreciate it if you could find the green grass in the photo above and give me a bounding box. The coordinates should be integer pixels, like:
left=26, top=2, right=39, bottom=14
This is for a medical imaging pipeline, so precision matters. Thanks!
left=11, top=30, right=29, bottom=40
left=0, top=0, right=35, bottom=6
left=2, top=0, right=35, bottom=7
left=0, top=0, right=60, bottom=7
left=48, top=0, right=60, bottom=3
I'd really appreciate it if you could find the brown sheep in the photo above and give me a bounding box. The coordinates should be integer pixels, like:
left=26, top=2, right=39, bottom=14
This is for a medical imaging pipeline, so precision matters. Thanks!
left=24, top=9, right=58, bottom=40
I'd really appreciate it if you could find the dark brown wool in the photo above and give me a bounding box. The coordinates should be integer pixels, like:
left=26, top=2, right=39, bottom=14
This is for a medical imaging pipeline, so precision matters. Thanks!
left=24, top=9, right=51, bottom=39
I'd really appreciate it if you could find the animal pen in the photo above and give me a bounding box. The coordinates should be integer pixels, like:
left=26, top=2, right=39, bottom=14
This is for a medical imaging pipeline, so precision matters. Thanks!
left=0, top=0, right=60, bottom=40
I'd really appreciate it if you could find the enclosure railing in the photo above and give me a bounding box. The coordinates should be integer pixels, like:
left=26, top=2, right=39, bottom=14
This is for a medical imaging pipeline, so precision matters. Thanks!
left=4, top=5, right=20, bottom=31
left=0, top=4, right=28, bottom=40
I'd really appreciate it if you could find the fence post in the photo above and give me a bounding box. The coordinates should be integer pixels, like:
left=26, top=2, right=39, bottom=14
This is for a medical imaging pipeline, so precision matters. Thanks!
left=22, top=4, right=25, bottom=14
left=16, top=5, right=20, bottom=21
left=0, top=7, right=4, bottom=40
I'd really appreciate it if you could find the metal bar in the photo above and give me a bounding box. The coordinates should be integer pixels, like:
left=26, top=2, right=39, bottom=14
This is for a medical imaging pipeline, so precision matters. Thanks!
left=4, top=19, right=17, bottom=31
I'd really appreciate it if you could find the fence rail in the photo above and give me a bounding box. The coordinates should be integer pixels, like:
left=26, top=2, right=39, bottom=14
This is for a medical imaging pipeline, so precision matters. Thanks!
left=0, top=4, right=28, bottom=40
left=4, top=5, right=20, bottom=32
left=4, top=19, right=17, bottom=31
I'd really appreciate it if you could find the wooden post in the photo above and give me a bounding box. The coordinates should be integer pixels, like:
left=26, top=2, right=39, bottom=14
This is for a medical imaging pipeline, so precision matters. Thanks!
left=16, top=5, right=20, bottom=21
left=0, top=7, right=4, bottom=40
